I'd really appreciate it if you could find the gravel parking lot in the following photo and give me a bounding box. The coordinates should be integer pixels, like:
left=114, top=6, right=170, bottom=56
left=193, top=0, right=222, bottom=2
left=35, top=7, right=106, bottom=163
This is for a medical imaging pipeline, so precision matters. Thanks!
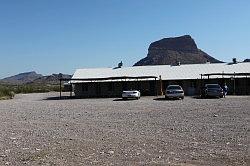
left=0, top=93, right=249, bottom=165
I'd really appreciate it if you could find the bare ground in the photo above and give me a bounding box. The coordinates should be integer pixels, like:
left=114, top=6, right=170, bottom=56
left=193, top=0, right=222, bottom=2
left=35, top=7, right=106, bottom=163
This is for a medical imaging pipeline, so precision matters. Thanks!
left=0, top=93, right=249, bottom=165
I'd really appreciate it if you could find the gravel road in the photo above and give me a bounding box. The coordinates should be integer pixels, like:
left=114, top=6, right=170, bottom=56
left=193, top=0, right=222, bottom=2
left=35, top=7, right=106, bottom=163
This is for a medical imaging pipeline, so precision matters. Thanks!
left=0, top=93, right=249, bottom=165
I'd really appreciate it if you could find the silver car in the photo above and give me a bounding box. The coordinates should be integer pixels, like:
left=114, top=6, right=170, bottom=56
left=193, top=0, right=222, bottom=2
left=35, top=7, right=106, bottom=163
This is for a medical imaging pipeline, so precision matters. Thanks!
left=165, top=85, right=184, bottom=99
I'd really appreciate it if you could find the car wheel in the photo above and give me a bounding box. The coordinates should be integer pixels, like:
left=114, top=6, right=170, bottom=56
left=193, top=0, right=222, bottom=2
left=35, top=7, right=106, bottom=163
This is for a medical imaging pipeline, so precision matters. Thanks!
left=181, top=96, right=184, bottom=99
left=136, top=97, right=139, bottom=100
left=122, top=97, right=127, bottom=100
left=165, top=96, right=168, bottom=100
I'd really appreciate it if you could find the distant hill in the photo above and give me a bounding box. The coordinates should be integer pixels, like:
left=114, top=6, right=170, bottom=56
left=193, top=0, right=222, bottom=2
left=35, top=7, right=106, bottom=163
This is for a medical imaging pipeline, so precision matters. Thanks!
left=0, top=71, right=43, bottom=85
left=29, top=73, right=72, bottom=85
left=0, top=72, right=72, bottom=85
left=134, top=35, right=223, bottom=66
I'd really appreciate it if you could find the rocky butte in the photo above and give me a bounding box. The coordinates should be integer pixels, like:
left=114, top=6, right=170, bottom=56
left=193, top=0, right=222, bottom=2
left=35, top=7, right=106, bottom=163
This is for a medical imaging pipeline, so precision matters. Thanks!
left=134, top=35, right=223, bottom=66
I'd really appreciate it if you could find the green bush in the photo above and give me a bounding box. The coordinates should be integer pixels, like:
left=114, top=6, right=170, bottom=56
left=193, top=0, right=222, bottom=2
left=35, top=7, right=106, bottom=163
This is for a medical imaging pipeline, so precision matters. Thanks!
left=0, top=84, right=64, bottom=99
left=14, top=85, right=60, bottom=93
left=0, top=86, right=14, bottom=99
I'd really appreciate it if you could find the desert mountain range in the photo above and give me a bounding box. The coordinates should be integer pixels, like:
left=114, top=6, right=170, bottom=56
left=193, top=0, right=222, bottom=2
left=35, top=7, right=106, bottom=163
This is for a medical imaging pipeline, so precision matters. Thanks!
left=1, top=35, right=248, bottom=85
left=0, top=71, right=71, bottom=85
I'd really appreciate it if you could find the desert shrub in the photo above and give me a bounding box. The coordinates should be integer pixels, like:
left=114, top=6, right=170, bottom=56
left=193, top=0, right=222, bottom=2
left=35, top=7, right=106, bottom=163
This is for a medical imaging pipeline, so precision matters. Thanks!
left=0, top=84, right=64, bottom=99
left=15, top=85, right=49, bottom=93
left=0, top=85, right=14, bottom=99
left=13, top=85, right=62, bottom=93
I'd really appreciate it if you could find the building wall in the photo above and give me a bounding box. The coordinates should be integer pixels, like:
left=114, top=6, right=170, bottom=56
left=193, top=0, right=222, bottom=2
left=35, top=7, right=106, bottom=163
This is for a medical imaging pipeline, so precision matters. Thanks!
left=73, top=80, right=158, bottom=98
left=73, top=77, right=250, bottom=97
left=160, top=80, right=198, bottom=96
left=195, top=77, right=250, bottom=95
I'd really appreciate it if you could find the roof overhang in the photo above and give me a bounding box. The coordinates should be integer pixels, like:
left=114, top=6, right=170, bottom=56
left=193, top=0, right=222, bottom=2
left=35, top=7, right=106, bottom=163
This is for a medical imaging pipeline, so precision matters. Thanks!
left=60, top=76, right=158, bottom=83
left=201, top=72, right=250, bottom=77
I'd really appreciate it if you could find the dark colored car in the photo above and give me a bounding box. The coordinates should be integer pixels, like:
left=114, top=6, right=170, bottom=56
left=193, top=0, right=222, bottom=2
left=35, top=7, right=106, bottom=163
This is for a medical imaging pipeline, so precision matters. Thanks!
left=201, top=84, right=224, bottom=98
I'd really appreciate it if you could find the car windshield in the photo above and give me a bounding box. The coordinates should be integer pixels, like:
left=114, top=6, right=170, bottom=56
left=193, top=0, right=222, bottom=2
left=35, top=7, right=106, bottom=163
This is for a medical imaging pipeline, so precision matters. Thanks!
left=206, top=84, right=221, bottom=89
left=123, top=90, right=137, bottom=93
left=167, top=86, right=182, bottom=90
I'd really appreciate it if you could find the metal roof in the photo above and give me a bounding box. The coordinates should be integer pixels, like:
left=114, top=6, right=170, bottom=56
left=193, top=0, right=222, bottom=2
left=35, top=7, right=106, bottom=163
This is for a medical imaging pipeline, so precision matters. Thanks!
left=72, top=62, right=250, bottom=82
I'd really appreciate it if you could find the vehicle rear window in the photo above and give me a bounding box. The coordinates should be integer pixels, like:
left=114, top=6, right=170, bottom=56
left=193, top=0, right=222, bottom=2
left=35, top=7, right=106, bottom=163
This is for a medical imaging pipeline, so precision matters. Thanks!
left=167, top=86, right=182, bottom=90
left=206, top=84, right=221, bottom=88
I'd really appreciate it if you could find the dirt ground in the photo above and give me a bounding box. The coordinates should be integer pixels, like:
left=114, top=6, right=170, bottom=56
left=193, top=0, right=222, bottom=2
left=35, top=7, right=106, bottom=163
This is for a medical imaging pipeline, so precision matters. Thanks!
left=0, top=93, right=249, bottom=165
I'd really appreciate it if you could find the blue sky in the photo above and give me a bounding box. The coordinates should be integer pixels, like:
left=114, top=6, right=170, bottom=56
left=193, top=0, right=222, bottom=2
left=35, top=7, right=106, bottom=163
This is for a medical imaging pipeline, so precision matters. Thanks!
left=0, top=0, right=249, bottom=78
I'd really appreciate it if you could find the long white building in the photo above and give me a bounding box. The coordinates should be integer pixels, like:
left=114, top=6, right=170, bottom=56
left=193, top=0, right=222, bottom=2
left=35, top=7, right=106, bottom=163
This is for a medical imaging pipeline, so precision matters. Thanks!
left=70, top=62, right=250, bottom=97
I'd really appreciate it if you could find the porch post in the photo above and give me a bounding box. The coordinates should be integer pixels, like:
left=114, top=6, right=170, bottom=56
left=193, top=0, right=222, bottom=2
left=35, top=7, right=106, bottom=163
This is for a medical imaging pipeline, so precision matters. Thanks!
left=59, top=79, right=62, bottom=99
left=70, top=83, right=72, bottom=97
left=159, top=75, right=163, bottom=95
left=155, top=78, right=158, bottom=96
left=233, top=72, right=236, bottom=95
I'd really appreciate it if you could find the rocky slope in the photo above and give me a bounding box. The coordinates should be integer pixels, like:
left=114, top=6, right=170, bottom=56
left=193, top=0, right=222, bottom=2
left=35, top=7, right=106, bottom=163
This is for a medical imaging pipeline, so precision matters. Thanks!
left=134, top=35, right=223, bottom=66
left=0, top=71, right=43, bottom=85
left=0, top=72, right=71, bottom=85
left=29, top=73, right=72, bottom=85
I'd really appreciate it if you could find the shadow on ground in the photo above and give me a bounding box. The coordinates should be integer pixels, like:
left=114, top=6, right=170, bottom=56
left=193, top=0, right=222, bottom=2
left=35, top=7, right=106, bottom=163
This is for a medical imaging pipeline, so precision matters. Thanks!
left=44, top=96, right=225, bottom=101
left=153, top=97, right=183, bottom=101
left=43, top=96, right=77, bottom=100
left=153, top=96, right=219, bottom=100
left=113, top=98, right=138, bottom=101
left=192, top=96, right=223, bottom=99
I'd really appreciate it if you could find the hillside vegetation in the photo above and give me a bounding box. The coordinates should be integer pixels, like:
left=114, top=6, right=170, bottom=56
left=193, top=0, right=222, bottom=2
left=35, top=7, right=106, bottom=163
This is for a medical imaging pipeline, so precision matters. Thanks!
left=0, top=85, right=14, bottom=100
left=0, top=84, right=63, bottom=100
left=0, top=72, right=71, bottom=100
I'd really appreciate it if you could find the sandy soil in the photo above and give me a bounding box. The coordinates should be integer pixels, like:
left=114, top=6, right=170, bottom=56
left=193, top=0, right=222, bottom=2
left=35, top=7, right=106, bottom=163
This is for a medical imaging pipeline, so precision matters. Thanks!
left=0, top=93, right=249, bottom=165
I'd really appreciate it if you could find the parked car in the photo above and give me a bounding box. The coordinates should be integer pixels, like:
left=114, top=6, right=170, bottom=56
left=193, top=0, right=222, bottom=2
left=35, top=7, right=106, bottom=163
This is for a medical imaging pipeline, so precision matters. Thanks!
left=201, top=84, right=224, bottom=98
left=165, top=85, right=184, bottom=99
left=122, top=90, right=140, bottom=100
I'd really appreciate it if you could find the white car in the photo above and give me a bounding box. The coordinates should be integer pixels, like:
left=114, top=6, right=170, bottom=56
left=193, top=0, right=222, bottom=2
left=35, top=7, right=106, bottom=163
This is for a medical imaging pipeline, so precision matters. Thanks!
left=122, top=90, right=140, bottom=100
left=165, top=85, right=184, bottom=99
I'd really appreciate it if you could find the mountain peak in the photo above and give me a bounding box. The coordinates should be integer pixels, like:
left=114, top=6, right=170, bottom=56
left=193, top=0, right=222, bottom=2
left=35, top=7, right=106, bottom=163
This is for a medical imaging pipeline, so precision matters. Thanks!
left=1, top=71, right=43, bottom=84
left=134, top=35, right=222, bottom=66
left=149, top=35, right=198, bottom=54
left=0, top=72, right=72, bottom=85
left=19, top=71, right=37, bottom=75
